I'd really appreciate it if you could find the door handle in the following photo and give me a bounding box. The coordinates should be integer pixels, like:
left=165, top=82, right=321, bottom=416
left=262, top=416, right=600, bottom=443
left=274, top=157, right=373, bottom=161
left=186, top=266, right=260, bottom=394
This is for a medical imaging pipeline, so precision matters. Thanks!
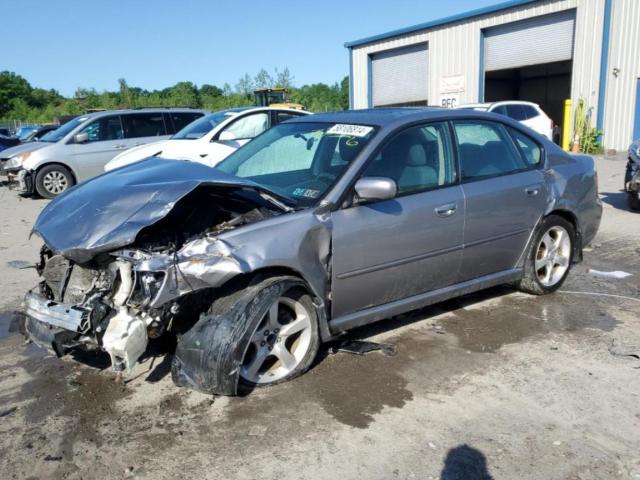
left=113, top=144, right=127, bottom=149
left=525, top=187, right=540, bottom=196
left=435, top=203, right=457, bottom=217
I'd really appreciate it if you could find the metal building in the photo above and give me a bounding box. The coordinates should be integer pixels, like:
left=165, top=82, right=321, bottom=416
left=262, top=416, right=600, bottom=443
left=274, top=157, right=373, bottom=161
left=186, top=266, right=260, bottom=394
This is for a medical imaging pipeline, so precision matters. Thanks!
left=345, top=0, right=640, bottom=150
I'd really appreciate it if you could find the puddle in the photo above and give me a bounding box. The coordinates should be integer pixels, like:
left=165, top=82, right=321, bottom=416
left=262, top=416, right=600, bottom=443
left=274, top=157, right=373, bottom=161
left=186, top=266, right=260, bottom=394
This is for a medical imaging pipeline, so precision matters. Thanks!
left=439, top=290, right=618, bottom=353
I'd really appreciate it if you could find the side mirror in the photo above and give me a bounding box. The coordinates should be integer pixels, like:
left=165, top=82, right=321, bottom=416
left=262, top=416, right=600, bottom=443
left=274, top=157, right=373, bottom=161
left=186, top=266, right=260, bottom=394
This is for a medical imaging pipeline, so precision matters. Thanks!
left=218, top=130, right=236, bottom=142
left=74, top=132, right=89, bottom=144
left=354, top=177, right=397, bottom=202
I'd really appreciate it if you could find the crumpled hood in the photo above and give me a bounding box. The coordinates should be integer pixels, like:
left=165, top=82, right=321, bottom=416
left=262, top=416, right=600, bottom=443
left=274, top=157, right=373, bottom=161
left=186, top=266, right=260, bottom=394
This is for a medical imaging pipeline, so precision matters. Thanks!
left=33, top=157, right=262, bottom=263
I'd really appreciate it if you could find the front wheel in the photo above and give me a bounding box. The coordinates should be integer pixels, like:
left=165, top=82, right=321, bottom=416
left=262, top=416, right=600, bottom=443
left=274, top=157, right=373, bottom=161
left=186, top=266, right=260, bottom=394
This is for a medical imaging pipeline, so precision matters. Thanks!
left=628, top=192, right=640, bottom=211
left=172, top=276, right=320, bottom=394
left=517, top=215, right=575, bottom=295
left=35, top=164, right=74, bottom=198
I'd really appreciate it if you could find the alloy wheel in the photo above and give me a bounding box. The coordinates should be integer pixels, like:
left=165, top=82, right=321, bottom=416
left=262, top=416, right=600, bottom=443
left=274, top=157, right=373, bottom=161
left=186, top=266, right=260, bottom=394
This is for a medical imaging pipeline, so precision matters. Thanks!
left=240, top=295, right=313, bottom=384
left=535, top=225, right=571, bottom=287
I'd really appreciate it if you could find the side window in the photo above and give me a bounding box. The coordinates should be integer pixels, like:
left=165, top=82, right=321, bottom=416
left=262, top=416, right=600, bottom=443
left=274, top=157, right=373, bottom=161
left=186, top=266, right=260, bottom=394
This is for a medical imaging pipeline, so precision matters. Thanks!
left=453, top=121, right=527, bottom=180
left=505, top=104, right=527, bottom=121
left=170, top=112, right=202, bottom=132
left=492, top=105, right=508, bottom=116
left=509, top=128, right=542, bottom=166
left=221, top=113, right=269, bottom=141
left=237, top=128, right=322, bottom=177
left=77, top=116, right=124, bottom=142
left=122, top=113, right=167, bottom=139
left=522, top=105, right=539, bottom=120
left=276, top=112, right=302, bottom=124
left=363, top=122, right=455, bottom=195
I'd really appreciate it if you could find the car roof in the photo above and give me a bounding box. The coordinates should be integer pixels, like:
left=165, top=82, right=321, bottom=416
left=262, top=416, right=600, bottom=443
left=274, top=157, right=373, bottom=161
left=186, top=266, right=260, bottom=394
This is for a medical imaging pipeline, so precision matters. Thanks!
left=284, top=107, right=511, bottom=128
left=489, top=100, right=540, bottom=107
left=80, top=108, right=207, bottom=120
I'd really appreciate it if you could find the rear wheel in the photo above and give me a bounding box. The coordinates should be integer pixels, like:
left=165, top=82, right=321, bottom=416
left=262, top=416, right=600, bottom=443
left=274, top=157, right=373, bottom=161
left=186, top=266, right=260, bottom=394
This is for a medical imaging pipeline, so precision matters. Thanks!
left=628, top=192, right=640, bottom=211
left=517, top=215, right=575, bottom=295
left=35, top=164, right=74, bottom=198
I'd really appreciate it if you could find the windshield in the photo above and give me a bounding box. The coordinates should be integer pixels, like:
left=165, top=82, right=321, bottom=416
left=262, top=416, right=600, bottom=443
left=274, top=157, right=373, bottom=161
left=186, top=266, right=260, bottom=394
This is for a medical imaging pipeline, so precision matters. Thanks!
left=172, top=111, right=234, bottom=139
left=39, top=116, right=85, bottom=143
left=216, top=122, right=377, bottom=208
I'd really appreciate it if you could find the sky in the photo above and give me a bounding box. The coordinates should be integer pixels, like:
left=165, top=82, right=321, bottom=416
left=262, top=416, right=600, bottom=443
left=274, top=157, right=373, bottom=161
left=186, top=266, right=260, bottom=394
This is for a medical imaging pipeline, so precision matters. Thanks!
left=1, top=0, right=499, bottom=96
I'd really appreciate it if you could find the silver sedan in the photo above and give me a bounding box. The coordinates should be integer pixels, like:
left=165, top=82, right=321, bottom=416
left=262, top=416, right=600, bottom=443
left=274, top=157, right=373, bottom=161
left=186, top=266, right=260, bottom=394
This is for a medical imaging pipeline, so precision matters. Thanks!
left=22, top=108, right=602, bottom=395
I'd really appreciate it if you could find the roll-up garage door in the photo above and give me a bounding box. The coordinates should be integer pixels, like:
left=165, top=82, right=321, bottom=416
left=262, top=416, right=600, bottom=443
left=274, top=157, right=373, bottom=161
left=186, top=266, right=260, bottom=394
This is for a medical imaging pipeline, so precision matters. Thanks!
left=484, top=9, right=576, bottom=72
left=371, top=43, right=428, bottom=107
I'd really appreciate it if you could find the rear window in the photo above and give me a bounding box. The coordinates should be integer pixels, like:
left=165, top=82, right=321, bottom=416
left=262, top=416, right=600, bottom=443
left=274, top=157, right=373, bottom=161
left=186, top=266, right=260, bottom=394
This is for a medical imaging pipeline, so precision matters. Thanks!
left=521, top=105, right=540, bottom=119
left=505, top=105, right=527, bottom=121
left=122, top=113, right=167, bottom=139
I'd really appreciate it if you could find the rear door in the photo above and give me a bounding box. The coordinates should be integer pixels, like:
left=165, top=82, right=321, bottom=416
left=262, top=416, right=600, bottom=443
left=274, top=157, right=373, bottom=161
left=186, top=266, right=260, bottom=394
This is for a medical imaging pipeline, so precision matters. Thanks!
left=68, top=115, right=125, bottom=180
left=453, top=119, right=547, bottom=280
left=331, top=121, right=464, bottom=318
left=121, top=112, right=169, bottom=150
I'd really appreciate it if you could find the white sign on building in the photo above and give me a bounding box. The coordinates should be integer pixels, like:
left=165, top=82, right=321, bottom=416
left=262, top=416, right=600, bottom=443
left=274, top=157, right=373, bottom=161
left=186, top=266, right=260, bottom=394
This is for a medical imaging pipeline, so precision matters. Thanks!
left=439, top=74, right=465, bottom=108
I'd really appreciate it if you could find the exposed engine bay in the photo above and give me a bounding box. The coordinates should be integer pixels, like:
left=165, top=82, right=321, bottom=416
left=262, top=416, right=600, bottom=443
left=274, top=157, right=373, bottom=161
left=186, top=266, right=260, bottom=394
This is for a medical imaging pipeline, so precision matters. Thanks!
left=25, top=185, right=282, bottom=372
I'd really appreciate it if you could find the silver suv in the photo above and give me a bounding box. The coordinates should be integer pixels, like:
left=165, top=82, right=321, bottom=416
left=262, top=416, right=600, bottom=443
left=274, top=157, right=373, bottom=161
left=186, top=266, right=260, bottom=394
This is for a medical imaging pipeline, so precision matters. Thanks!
left=3, top=108, right=205, bottom=198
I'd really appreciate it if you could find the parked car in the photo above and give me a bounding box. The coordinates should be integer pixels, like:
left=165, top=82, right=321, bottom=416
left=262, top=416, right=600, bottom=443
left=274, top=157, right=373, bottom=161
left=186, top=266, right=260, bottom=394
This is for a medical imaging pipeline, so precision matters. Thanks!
left=104, top=107, right=310, bottom=171
left=0, top=128, right=12, bottom=137
left=458, top=101, right=554, bottom=140
left=22, top=124, right=61, bottom=142
left=15, top=125, right=40, bottom=141
left=21, top=108, right=601, bottom=395
left=0, top=134, right=21, bottom=150
left=625, top=138, right=640, bottom=210
left=4, top=108, right=205, bottom=198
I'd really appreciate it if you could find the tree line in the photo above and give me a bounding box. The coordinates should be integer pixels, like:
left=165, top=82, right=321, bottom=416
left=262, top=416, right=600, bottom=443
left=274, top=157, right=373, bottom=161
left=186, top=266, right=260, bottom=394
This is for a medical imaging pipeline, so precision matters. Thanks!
left=0, top=68, right=349, bottom=123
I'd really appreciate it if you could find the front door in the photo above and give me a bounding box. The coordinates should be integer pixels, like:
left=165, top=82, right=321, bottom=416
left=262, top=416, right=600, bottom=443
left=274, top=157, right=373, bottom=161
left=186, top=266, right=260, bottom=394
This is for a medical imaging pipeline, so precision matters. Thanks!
left=68, top=115, right=127, bottom=181
left=331, top=121, right=464, bottom=318
left=452, top=120, right=548, bottom=280
left=201, top=112, right=271, bottom=166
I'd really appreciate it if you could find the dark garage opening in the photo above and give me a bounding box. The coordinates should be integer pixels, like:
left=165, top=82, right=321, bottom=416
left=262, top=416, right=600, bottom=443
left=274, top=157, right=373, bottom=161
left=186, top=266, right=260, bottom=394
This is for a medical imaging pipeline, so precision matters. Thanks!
left=485, top=60, right=572, bottom=131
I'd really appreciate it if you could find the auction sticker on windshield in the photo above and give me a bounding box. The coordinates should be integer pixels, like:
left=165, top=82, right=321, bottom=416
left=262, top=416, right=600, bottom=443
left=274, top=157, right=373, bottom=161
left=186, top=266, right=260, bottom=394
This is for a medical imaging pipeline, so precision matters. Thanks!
left=327, top=124, right=374, bottom=137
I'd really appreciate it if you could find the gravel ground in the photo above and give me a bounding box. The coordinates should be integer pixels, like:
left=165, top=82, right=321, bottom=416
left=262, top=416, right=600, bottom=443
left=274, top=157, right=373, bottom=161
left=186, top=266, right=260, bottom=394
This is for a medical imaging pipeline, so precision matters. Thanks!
left=0, top=154, right=639, bottom=480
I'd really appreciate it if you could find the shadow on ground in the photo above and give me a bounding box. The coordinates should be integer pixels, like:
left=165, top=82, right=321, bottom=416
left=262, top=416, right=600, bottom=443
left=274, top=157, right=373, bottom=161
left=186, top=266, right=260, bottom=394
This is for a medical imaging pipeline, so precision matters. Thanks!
left=441, top=444, right=494, bottom=480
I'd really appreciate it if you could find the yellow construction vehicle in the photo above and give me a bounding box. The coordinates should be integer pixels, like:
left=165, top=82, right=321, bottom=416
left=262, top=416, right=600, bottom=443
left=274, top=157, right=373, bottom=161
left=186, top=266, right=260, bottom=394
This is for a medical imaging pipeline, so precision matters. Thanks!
left=254, top=87, right=304, bottom=110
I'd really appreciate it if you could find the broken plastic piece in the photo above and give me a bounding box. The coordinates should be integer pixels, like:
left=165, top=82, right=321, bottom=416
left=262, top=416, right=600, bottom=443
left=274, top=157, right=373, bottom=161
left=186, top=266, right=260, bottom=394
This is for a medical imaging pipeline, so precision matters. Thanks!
left=331, top=339, right=397, bottom=356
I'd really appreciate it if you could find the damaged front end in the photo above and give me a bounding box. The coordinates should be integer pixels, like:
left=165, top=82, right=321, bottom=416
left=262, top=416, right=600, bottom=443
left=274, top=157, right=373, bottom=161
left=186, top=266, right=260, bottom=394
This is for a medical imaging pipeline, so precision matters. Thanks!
left=23, top=158, right=296, bottom=375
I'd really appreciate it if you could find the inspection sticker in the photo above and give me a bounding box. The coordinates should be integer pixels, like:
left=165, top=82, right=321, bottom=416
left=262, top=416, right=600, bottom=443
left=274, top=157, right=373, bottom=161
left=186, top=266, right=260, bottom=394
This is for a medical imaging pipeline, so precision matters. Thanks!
left=327, top=124, right=373, bottom=137
left=292, top=188, right=320, bottom=198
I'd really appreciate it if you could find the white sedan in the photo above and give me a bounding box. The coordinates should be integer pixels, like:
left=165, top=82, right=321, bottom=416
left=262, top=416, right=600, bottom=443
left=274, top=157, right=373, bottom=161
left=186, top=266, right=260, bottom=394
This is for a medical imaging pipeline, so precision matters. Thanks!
left=105, top=107, right=310, bottom=171
left=458, top=101, right=554, bottom=141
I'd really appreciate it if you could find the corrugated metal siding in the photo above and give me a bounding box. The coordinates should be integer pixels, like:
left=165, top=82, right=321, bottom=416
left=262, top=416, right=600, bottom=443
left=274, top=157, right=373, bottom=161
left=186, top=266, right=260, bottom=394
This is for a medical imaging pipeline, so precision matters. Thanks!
left=484, top=10, right=576, bottom=71
left=351, top=0, right=594, bottom=110
left=350, top=0, right=614, bottom=146
left=603, top=0, right=640, bottom=149
left=371, top=44, right=429, bottom=106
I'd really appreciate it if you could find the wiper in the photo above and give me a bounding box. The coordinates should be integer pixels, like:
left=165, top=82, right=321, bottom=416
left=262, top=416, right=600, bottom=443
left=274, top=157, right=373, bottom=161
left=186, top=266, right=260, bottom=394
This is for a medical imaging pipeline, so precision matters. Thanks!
left=258, top=189, right=294, bottom=213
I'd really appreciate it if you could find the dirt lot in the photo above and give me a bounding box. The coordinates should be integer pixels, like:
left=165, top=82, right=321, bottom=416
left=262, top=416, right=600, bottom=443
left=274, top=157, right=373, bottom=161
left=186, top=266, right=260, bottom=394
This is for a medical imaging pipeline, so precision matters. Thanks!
left=1, top=154, right=639, bottom=480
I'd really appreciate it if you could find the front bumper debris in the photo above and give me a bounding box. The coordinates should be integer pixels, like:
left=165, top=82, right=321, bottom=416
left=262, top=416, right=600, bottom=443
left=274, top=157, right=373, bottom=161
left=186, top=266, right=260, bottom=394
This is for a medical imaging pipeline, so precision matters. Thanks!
left=17, top=169, right=34, bottom=194
left=24, top=291, right=90, bottom=332
left=23, top=291, right=90, bottom=356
